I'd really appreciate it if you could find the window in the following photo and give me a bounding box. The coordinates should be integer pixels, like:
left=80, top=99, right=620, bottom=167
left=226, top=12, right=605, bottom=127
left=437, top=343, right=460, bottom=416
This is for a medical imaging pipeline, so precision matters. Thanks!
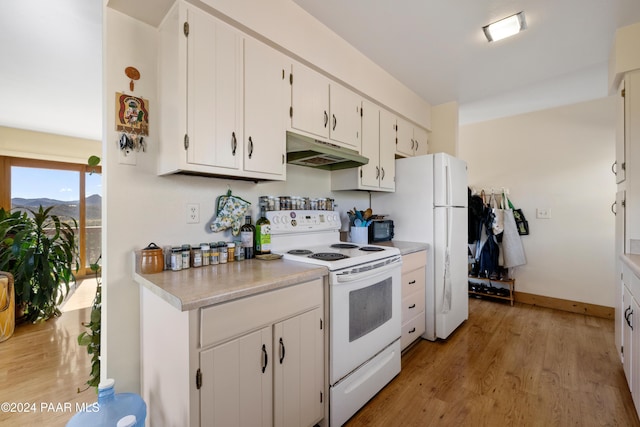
left=0, top=156, right=102, bottom=277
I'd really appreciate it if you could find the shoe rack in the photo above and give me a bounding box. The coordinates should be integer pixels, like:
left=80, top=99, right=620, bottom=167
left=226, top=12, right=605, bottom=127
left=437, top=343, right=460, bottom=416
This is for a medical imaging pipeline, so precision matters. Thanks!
left=468, top=276, right=515, bottom=306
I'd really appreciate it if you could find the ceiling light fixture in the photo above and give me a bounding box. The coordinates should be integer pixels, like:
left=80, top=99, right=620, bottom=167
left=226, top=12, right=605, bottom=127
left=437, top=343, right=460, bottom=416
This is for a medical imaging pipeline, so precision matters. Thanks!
left=483, top=11, right=526, bottom=42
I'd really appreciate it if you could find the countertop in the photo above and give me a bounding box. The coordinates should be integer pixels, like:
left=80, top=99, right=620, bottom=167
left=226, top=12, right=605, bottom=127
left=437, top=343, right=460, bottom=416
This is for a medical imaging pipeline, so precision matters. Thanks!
left=133, top=257, right=327, bottom=312
left=622, top=254, right=640, bottom=278
left=377, top=240, right=429, bottom=255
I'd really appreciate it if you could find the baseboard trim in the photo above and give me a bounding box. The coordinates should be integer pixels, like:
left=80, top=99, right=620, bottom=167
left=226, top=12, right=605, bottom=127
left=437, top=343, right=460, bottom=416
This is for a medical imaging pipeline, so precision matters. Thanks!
left=514, top=291, right=614, bottom=320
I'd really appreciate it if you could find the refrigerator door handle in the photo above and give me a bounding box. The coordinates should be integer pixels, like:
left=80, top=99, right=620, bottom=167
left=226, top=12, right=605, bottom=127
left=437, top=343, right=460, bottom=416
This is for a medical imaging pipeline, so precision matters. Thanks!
left=442, top=207, right=452, bottom=313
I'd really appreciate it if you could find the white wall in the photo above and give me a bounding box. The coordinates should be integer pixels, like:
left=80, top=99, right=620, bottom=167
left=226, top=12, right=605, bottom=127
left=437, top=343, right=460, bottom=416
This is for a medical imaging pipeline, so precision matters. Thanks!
left=459, top=97, right=617, bottom=307
left=104, top=7, right=373, bottom=392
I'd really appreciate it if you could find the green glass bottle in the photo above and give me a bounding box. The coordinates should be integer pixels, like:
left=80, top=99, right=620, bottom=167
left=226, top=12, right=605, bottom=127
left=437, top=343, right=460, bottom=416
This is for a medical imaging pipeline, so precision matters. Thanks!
left=255, top=207, right=271, bottom=255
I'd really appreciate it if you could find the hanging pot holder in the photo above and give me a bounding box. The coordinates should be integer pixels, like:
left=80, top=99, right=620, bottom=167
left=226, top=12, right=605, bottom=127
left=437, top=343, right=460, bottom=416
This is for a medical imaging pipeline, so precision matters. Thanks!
left=210, top=190, right=251, bottom=236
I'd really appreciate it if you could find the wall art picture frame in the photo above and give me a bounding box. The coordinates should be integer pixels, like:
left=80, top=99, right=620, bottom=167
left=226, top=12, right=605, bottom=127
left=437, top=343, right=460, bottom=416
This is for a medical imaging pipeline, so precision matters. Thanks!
left=115, top=92, right=149, bottom=136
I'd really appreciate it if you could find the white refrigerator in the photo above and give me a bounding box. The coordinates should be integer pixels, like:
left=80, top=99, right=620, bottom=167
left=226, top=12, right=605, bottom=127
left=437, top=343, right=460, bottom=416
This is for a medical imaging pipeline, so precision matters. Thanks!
left=372, top=153, right=468, bottom=340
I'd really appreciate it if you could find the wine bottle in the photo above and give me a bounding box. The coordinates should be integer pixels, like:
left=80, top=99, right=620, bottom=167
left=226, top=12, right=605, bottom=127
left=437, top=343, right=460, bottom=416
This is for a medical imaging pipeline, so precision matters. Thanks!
left=255, top=207, right=271, bottom=255
left=240, top=215, right=255, bottom=259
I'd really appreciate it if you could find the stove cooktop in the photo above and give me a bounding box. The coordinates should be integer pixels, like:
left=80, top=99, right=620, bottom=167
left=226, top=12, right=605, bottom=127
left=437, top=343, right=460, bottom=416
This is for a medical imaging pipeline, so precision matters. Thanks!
left=278, top=242, right=400, bottom=270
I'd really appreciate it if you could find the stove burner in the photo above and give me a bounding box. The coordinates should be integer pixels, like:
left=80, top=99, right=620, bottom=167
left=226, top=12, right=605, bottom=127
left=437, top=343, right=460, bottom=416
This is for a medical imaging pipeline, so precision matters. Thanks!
left=287, top=249, right=313, bottom=255
left=359, top=246, right=385, bottom=252
left=308, top=252, right=350, bottom=261
left=330, top=243, right=358, bottom=249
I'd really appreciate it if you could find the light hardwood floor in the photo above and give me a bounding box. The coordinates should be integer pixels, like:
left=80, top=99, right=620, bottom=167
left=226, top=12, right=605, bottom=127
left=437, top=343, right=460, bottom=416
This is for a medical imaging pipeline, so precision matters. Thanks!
left=346, top=297, right=640, bottom=427
left=1, top=292, right=637, bottom=426
left=0, top=307, right=95, bottom=426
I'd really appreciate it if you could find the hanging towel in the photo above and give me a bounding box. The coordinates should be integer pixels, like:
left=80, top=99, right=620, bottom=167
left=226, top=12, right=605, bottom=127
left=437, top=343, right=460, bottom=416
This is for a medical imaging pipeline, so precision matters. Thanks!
left=502, top=209, right=527, bottom=268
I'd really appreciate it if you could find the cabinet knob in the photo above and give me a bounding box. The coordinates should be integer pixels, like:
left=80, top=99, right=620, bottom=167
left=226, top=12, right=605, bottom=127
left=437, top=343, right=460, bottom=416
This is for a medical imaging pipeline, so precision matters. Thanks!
left=332, top=114, right=337, bottom=131
left=248, top=136, right=254, bottom=159
left=409, top=327, right=416, bottom=334
left=261, top=344, right=268, bottom=373
left=408, top=304, right=416, bottom=309
left=324, top=111, right=328, bottom=128
left=279, top=337, right=286, bottom=364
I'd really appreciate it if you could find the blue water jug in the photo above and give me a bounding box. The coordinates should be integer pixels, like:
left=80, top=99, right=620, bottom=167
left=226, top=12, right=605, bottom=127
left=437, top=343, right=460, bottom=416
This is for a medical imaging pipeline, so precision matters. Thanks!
left=66, top=378, right=146, bottom=426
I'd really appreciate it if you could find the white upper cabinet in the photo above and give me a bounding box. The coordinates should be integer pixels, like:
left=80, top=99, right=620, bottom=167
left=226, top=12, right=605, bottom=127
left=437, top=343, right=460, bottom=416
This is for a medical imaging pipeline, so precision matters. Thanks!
left=396, top=116, right=428, bottom=157
left=243, top=36, right=288, bottom=178
left=331, top=102, right=395, bottom=192
left=158, top=3, right=285, bottom=180
left=329, top=84, right=362, bottom=151
left=290, top=62, right=361, bottom=151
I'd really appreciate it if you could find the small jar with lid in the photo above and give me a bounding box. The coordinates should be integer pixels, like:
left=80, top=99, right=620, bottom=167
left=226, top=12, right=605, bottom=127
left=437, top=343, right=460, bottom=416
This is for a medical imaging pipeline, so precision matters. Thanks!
left=234, top=240, right=244, bottom=262
left=200, top=243, right=210, bottom=266
left=218, top=241, right=228, bottom=264
left=181, top=244, right=191, bottom=269
left=227, top=242, right=236, bottom=262
left=209, top=242, right=220, bottom=265
left=171, top=247, right=182, bottom=271
left=192, top=246, right=203, bottom=267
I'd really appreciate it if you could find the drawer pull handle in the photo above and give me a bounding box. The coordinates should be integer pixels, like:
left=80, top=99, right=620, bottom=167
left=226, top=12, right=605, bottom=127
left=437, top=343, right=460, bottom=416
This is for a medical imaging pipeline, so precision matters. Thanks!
left=409, top=280, right=416, bottom=285
left=279, top=337, right=286, bottom=364
left=408, top=327, right=416, bottom=334
left=261, top=344, right=268, bottom=373
left=408, top=304, right=416, bottom=309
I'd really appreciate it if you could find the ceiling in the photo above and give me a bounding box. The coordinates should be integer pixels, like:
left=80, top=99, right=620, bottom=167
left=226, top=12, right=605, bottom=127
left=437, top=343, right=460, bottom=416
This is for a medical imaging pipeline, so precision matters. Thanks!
left=1, top=1, right=640, bottom=142
left=293, top=0, right=640, bottom=124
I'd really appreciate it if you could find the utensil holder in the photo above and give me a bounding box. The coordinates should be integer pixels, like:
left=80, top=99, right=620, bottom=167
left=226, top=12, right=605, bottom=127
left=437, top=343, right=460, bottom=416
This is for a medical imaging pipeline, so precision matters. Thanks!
left=350, top=226, right=369, bottom=244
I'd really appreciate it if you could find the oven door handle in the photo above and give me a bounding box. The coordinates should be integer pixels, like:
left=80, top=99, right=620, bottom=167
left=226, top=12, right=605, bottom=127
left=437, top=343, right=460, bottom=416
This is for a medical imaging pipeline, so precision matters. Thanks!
left=336, top=258, right=401, bottom=283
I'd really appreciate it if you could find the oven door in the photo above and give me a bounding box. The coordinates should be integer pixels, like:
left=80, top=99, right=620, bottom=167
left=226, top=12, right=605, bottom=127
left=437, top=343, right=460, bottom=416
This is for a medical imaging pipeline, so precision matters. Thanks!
left=329, top=256, right=402, bottom=384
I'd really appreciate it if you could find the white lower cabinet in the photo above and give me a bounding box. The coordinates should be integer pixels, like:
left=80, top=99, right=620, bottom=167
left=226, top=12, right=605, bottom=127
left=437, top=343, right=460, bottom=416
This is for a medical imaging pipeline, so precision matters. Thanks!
left=140, top=278, right=325, bottom=427
left=622, top=262, right=640, bottom=415
left=400, top=250, right=427, bottom=350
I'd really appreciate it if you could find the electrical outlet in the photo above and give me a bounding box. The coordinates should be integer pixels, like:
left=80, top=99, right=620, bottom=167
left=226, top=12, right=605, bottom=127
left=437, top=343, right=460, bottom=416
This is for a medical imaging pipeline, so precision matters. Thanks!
left=536, top=208, right=551, bottom=219
left=187, top=204, right=200, bottom=224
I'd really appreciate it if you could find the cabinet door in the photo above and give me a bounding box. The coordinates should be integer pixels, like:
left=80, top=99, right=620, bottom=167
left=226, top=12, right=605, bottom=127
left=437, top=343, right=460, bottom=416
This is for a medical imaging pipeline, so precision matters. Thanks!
left=395, top=116, right=414, bottom=157
left=633, top=296, right=640, bottom=411
left=290, top=63, right=329, bottom=139
left=360, top=100, right=381, bottom=188
left=273, top=308, right=324, bottom=427
left=187, top=7, right=242, bottom=170
left=379, top=109, right=396, bottom=191
left=624, top=285, right=634, bottom=389
left=244, top=37, right=287, bottom=177
left=413, top=126, right=429, bottom=156
left=329, top=84, right=362, bottom=150
left=200, top=326, right=273, bottom=427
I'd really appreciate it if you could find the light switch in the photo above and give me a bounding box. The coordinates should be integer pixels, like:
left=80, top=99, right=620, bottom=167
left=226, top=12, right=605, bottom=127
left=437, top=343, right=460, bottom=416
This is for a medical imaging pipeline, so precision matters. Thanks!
left=536, top=208, right=551, bottom=219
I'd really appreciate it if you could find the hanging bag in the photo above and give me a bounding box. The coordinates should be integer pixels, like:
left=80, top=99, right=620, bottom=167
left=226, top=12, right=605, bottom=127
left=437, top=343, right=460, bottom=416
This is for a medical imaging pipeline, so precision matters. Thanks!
left=501, top=192, right=527, bottom=268
left=506, top=197, right=529, bottom=235
left=489, top=192, right=504, bottom=240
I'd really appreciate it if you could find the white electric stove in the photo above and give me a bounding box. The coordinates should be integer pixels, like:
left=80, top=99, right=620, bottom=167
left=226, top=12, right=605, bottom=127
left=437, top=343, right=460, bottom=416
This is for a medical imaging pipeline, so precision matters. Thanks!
left=267, top=210, right=402, bottom=426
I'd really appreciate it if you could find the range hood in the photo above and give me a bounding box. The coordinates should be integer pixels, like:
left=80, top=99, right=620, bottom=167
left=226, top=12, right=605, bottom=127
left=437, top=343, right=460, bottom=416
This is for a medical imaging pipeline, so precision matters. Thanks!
left=286, top=131, right=369, bottom=170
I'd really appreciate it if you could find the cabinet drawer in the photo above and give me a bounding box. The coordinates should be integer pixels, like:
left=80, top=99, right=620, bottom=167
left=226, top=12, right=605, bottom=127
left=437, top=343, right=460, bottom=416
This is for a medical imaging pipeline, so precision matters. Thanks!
left=402, top=289, right=425, bottom=322
left=402, top=250, right=427, bottom=273
left=401, top=311, right=425, bottom=350
left=624, top=263, right=640, bottom=298
left=200, top=278, right=322, bottom=348
left=402, top=266, right=426, bottom=297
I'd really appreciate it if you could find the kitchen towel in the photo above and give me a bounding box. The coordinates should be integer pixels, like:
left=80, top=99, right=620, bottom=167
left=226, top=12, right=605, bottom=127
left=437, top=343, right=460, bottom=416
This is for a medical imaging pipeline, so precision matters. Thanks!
left=501, top=209, right=527, bottom=268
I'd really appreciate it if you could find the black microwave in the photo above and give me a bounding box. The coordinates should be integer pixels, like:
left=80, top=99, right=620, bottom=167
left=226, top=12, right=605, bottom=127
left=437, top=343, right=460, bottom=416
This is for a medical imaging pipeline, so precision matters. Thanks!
left=368, top=220, right=394, bottom=242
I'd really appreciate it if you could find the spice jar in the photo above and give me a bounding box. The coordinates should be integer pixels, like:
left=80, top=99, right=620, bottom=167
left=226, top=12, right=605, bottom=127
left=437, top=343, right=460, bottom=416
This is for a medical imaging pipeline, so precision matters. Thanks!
left=200, top=243, right=210, bottom=266
left=181, top=244, right=191, bottom=269
left=210, top=242, right=219, bottom=265
left=192, top=246, right=203, bottom=267
left=227, top=242, right=236, bottom=263
left=171, top=247, right=182, bottom=271
left=234, top=240, right=244, bottom=262
left=219, top=242, right=228, bottom=264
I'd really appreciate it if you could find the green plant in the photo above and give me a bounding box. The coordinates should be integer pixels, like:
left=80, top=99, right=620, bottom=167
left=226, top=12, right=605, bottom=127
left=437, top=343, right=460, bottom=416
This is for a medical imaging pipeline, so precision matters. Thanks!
left=0, top=206, right=78, bottom=323
left=77, top=256, right=101, bottom=392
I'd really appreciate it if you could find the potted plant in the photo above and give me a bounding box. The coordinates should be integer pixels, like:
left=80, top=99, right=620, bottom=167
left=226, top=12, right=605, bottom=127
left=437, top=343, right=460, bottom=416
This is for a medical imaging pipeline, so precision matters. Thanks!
left=78, top=255, right=101, bottom=392
left=0, top=206, right=78, bottom=323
